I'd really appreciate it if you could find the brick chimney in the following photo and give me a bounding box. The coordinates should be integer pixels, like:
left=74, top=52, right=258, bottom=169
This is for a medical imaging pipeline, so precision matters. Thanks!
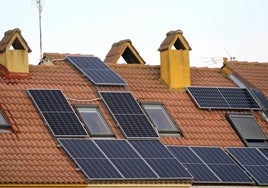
left=0, top=28, right=31, bottom=78
left=158, top=30, right=191, bottom=90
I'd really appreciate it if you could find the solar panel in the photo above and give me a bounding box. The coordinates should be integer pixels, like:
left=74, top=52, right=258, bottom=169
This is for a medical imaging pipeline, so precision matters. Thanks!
left=168, top=146, right=254, bottom=184
left=28, top=89, right=88, bottom=137
left=187, top=87, right=261, bottom=110
left=191, top=147, right=253, bottom=184
left=58, top=139, right=123, bottom=179
left=99, top=92, right=158, bottom=139
left=59, top=139, right=193, bottom=180
left=67, top=56, right=126, bottom=86
left=129, top=140, right=174, bottom=158
left=168, top=146, right=221, bottom=183
left=94, top=140, right=140, bottom=159
left=129, top=140, right=192, bottom=179
left=111, top=158, right=158, bottom=179
left=227, top=147, right=268, bottom=185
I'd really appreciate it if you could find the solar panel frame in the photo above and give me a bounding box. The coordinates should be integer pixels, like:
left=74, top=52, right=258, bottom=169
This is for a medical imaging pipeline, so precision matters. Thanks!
left=67, top=56, right=126, bottom=86
left=186, top=86, right=261, bottom=110
left=28, top=89, right=88, bottom=137
left=226, top=147, right=268, bottom=185
left=99, top=91, right=159, bottom=139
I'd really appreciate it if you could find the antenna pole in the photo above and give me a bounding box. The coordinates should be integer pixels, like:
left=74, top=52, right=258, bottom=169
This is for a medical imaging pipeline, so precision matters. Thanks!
left=37, top=0, right=43, bottom=59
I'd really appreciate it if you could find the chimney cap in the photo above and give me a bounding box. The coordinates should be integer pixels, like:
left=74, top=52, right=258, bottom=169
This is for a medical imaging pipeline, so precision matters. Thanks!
left=112, top=39, right=132, bottom=47
left=0, top=28, right=32, bottom=53
left=158, top=29, right=191, bottom=51
left=166, top=29, right=183, bottom=36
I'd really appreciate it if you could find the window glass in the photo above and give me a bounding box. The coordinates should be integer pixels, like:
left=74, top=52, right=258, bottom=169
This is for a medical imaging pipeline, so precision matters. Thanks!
left=0, top=110, right=11, bottom=133
left=143, top=104, right=179, bottom=134
left=77, top=107, right=113, bottom=136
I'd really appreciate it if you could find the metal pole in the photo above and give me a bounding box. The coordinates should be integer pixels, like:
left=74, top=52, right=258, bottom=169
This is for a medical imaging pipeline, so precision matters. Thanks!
left=38, top=0, right=43, bottom=59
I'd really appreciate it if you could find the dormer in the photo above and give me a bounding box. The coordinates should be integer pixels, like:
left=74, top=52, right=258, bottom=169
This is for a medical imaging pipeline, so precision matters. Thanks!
left=0, top=28, right=31, bottom=77
left=104, top=39, right=146, bottom=64
left=158, top=30, right=191, bottom=90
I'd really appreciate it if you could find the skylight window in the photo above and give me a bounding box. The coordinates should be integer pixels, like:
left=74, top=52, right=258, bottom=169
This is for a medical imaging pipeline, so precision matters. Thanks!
left=0, top=110, right=11, bottom=133
left=226, top=113, right=268, bottom=147
left=142, top=103, right=180, bottom=135
left=76, top=106, right=113, bottom=137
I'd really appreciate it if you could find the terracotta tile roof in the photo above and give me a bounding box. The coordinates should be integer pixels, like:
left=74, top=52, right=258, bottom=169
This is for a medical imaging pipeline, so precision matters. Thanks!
left=1, top=52, right=267, bottom=184
left=223, top=61, right=268, bottom=97
left=109, top=64, right=261, bottom=147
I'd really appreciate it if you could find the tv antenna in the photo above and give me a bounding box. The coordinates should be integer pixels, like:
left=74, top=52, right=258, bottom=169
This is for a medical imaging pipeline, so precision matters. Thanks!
left=34, top=0, right=43, bottom=59
left=202, top=57, right=222, bottom=67
left=224, top=48, right=235, bottom=61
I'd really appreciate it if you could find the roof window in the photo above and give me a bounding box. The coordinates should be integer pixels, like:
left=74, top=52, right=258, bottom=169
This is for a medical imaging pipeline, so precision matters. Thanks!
left=0, top=110, right=11, bottom=133
left=76, top=105, right=114, bottom=137
left=226, top=113, right=268, bottom=147
left=142, top=103, right=181, bottom=135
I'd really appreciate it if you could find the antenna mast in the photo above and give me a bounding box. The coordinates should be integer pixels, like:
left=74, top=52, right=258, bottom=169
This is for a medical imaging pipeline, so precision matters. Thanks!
left=37, top=0, right=43, bottom=59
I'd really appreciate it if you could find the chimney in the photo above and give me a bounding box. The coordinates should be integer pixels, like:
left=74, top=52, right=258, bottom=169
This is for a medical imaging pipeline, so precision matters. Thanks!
left=158, top=30, right=191, bottom=90
left=0, top=28, right=31, bottom=78
left=104, top=39, right=146, bottom=64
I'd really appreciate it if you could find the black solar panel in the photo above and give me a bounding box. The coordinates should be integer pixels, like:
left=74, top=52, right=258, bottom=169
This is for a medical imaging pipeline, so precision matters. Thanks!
left=129, top=140, right=192, bottom=179
left=67, top=56, right=126, bottom=86
left=227, top=147, right=268, bottom=185
left=129, top=140, right=174, bottom=158
left=168, top=146, right=221, bottom=183
left=187, top=87, right=261, bottom=110
left=94, top=140, right=140, bottom=159
left=76, top=158, right=122, bottom=179
left=168, top=146, right=254, bottom=184
left=191, top=147, right=253, bottom=184
left=191, top=147, right=235, bottom=164
left=99, top=92, right=158, bottom=139
left=111, top=158, right=157, bottom=179
left=28, top=89, right=88, bottom=137
left=59, top=139, right=193, bottom=180
left=58, top=139, right=123, bottom=179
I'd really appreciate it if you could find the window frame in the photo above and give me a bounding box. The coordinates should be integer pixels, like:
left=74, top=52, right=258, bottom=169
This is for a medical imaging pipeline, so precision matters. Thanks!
left=226, top=113, right=268, bottom=147
left=142, top=102, right=181, bottom=135
left=75, top=104, right=114, bottom=137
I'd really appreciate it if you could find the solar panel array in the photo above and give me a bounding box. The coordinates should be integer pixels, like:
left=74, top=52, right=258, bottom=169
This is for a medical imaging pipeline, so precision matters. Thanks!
left=28, top=89, right=88, bottom=137
left=99, top=91, right=159, bottom=139
left=58, top=139, right=192, bottom=180
left=187, top=87, right=261, bottom=110
left=168, top=146, right=254, bottom=184
left=227, top=147, right=268, bottom=185
left=67, top=56, right=126, bottom=86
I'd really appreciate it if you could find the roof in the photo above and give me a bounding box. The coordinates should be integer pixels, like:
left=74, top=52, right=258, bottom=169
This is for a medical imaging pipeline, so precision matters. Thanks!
left=0, top=28, right=32, bottom=53
left=0, top=52, right=267, bottom=184
left=222, top=61, right=268, bottom=98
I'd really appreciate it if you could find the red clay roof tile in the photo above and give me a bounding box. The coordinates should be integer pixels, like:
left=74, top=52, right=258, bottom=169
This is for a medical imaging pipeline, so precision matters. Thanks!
left=0, top=51, right=267, bottom=184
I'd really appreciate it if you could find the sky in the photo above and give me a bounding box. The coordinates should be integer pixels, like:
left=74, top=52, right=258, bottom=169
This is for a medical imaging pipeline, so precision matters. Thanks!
left=1, top=0, right=268, bottom=67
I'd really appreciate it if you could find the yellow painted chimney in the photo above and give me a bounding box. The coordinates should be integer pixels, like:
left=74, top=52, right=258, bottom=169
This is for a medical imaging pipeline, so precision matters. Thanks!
left=0, top=28, right=31, bottom=77
left=158, top=30, right=191, bottom=90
